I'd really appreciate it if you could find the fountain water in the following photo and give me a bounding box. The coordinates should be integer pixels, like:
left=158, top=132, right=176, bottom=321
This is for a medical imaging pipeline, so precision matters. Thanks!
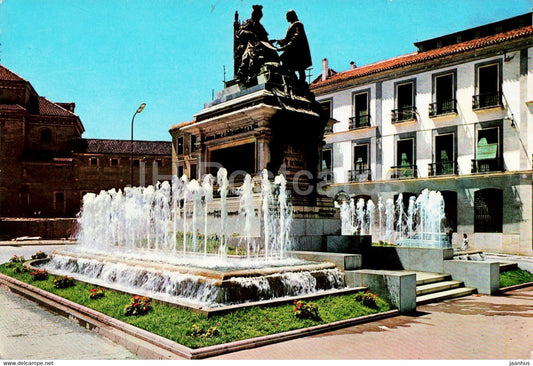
left=338, top=189, right=450, bottom=248
left=42, top=168, right=346, bottom=308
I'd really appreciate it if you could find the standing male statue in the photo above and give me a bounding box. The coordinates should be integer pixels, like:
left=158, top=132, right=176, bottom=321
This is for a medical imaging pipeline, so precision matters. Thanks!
left=276, top=10, right=312, bottom=83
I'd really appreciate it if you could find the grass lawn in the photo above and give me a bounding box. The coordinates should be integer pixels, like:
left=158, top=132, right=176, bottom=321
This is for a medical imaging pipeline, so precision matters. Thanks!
left=0, top=261, right=390, bottom=349
left=500, top=269, right=533, bottom=288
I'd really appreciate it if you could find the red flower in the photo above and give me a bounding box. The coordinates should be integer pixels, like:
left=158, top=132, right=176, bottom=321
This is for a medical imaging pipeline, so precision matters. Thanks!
left=293, top=299, right=298, bottom=305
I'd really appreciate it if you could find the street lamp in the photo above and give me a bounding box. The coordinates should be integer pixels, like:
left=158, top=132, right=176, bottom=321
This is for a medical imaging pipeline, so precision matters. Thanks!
left=130, top=103, right=146, bottom=187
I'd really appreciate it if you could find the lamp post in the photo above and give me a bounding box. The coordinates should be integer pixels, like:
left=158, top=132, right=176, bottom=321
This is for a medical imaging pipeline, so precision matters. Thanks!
left=130, top=103, right=146, bottom=187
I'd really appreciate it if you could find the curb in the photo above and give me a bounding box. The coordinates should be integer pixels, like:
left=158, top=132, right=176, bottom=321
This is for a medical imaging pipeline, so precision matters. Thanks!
left=0, top=273, right=399, bottom=359
left=498, top=281, right=533, bottom=293
left=0, top=240, right=77, bottom=247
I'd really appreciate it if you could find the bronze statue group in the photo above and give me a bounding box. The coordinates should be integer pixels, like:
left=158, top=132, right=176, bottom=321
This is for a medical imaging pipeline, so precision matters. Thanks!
left=235, top=5, right=312, bottom=86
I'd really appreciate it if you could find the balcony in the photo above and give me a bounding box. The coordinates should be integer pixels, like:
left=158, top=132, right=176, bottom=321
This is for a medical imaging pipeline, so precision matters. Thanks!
left=391, top=106, right=417, bottom=123
left=429, top=99, right=457, bottom=117
left=390, top=164, right=418, bottom=179
left=472, top=91, right=502, bottom=110
left=349, top=114, right=371, bottom=130
left=471, top=158, right=503, bottom=173
left=428, top=161, right=458, bottom=176
left=348, top=165, right=372, bottom=182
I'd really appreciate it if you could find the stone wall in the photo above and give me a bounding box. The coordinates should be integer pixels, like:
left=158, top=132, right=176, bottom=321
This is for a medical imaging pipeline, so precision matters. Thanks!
left=0, top=218, right=77, bottom=240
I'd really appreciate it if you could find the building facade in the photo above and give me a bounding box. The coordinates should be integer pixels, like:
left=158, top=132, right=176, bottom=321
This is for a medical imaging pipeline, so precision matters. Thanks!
left=311, top=13, right=533, bottom=255
left=0, top=65, right=172, bottom=218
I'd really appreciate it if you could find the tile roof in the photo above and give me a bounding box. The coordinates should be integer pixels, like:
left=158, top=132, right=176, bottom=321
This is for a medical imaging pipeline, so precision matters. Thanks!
left=74, top=138, right=172, bottom=155
left=0, top=104, right=27, bottom=112
left=0, top=65, right=27, bottom=82
left=312, top=25, right=533, bottom=90
left=38, top=97, right=77, bottom=117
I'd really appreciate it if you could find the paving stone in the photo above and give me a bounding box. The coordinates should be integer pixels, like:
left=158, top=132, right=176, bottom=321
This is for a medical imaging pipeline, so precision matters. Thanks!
left=0, top=287, right=137, bottom=360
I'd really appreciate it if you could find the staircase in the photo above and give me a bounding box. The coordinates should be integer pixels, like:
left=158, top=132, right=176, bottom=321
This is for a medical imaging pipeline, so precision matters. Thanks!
left=415, top=272, right=476, bottom=305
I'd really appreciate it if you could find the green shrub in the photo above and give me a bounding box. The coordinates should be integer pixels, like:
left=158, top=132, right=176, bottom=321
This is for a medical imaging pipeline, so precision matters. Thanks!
left=6, top=255, right=25, bottom=268
left=124, top=295, right=152, bottom=316
left=187, top=323, right=220, bottom=338
left=293, top=300, right=321, bottom=321
left=355, top=291, right=379, bottom=309
left=89, top=287, right=106, bottom=299
left=30, top=269, right=48, bottom=281
left=53, top=275, right=75, bottom=289
left=13, top=264, right=30, bottom=274
left=31, top=251, right=47, bottom=260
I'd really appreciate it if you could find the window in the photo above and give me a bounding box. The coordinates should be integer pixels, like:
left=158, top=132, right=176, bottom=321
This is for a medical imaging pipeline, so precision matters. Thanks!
left=320, top=100, right=333, bottom=134
left=321, top=148, right=333, bottom=182
left=474, top=188, right=503, bottom=233
left=189, top=163, right=197, bottom=180
left=392, top=138, right=416, bottom=179
left=431, top=133, right=456, bottom=175
left=472, top=126, right=502, bottom=172
left=110, top=158, right=119, bottom=167
left=473, top=62, right=502, bottom=109
left=349, top=144, right=371, bottom=182
left=350, top=91, right=370, bottom=129
left=177, top=164, right=184, bottom=178
left=89, top=157, right=98, bottom=166
left=441, top=191, right=457, bottom=231
left=133, top=159, right=140, bottom=167
left=54, top=191, right=65, bottom=215
left=40, top=128, right=52, bottom=143
left=190, top=135, right=197, bottom=152
left=154, top=159, right=163, bottom=167
left=177, top=137, right=184, bottom=155
left=392, top=80, right=416, bottom=123
left=430, top=72, right=457, bottom=116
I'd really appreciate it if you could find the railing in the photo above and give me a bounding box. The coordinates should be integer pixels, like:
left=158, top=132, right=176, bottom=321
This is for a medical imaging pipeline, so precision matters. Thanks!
left=348, top=166, right=372, bottom=182
left=428, top=161, right=458, bottom=176
left=471, top=158, right=503, bottom=173
left=391, top=106, right=417, bottom=123
left=429, top=99, right=457, bottom=117
left=349, top=114, right=371, bottom=129
left=390, top=164, right=418, bottom=179
left=472, top=91, right=502, bottom=110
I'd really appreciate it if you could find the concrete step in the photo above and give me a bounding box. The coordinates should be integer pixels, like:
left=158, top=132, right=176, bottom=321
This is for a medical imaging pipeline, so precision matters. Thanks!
left=416, top=280, right=463, bottom=296
left=415, top=272, right=451, bottom=286
left=499, top=262, right=518, bottom=272
left=417, top=287, right=477, bottom=305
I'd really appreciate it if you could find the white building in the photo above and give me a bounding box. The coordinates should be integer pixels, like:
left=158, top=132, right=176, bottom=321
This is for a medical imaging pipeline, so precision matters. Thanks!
left=311, top=13, right=533, bottom=256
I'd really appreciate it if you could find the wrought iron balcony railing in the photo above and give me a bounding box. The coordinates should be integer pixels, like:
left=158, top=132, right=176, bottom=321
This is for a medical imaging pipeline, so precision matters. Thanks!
left=348, top=166, right=372, bottom=182
left=349, top=114, right=371, bottom=130
left=391, top=106, right=417, bottom=123
left=429, top=99, right=457, bottom=117
left=471, top=158, right=503, bottom=173
left=390, top=164, right=418, bottom=179
left=428, top=161, right=458, bottom=176
left=472, top=91, right=502, bottom=110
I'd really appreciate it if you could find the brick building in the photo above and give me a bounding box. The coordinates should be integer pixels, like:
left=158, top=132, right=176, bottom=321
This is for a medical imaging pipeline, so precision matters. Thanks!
left=0, top=65, right=172, bottom=218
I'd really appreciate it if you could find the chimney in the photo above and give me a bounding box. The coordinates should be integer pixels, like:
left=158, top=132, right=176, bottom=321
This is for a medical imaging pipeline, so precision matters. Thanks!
left=350, top=61, right=357, bottom=70
left=322, top=58, right=329, bottom=81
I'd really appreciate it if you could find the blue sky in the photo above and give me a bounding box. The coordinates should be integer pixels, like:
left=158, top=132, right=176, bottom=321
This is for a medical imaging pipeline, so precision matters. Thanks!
left=0, top=0, right=530, bottom=141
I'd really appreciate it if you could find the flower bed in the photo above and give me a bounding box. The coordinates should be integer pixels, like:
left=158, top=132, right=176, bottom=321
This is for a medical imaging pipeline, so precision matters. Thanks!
left=0, top=261, right=391, bottom=349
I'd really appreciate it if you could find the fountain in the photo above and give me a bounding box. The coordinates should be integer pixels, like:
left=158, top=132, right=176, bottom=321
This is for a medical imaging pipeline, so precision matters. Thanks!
left=338, top=189, right=450, bottom=249
left=42, top=169, right=346, bottom=309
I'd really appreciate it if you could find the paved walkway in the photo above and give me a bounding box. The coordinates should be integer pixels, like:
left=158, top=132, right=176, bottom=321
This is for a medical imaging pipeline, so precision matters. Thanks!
left=213, top=286, right=533, bottom=360
left=0, top=287, right=137, bottom=360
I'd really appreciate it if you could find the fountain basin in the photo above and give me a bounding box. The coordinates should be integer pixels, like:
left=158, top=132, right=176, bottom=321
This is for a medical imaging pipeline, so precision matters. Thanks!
left=40, top=250, right=346, bottom=310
